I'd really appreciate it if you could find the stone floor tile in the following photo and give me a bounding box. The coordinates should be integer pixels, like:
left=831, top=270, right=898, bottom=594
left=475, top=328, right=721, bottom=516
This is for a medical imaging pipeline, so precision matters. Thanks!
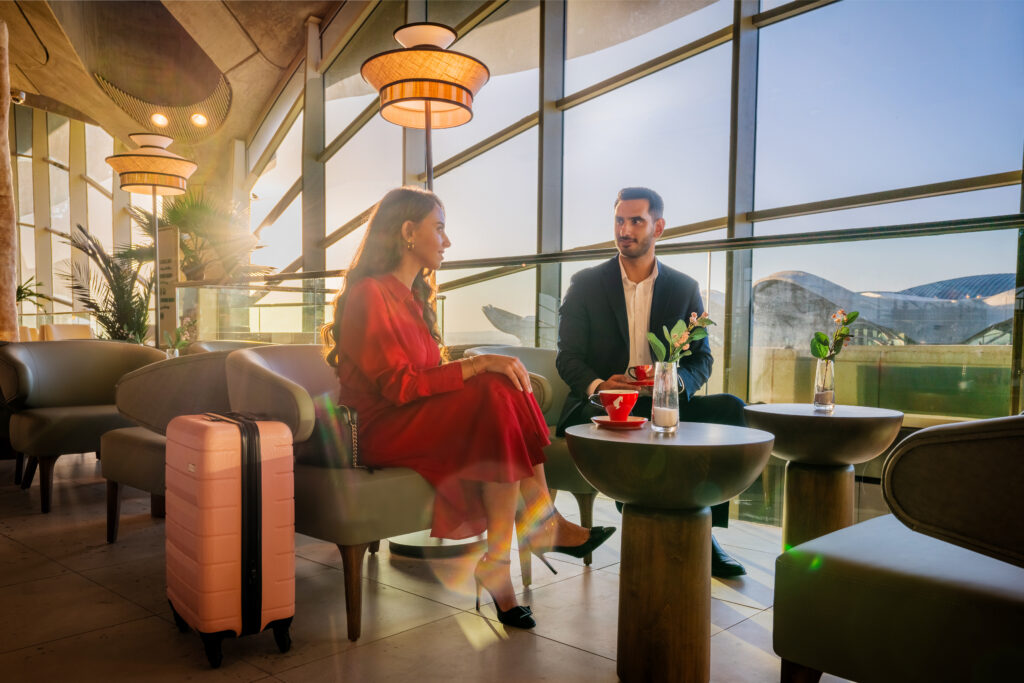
left=0, top=572, right=149, bottom=653
left=274, top=612, right=618, bottom=683
left=0, top=534, right=69, bottom=588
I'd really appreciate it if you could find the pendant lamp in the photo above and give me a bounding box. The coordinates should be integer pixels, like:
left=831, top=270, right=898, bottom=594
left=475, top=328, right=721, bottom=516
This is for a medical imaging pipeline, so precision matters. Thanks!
left=106, top=134, right=197, bottom=348
left=361, top=22, right=489, bottom=189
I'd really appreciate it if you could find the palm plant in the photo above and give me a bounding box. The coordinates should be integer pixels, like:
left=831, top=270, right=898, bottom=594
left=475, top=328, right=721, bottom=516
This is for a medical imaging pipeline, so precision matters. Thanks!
left=125, top=191, right=273, bottom=282
left=63, top=225, right=153, bottom=343
left=16, top=276, right=51, bottom=309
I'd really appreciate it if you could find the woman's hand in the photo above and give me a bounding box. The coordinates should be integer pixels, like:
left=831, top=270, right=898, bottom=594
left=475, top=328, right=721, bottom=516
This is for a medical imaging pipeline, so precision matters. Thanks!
left=472, top=354, right=533, bottom=392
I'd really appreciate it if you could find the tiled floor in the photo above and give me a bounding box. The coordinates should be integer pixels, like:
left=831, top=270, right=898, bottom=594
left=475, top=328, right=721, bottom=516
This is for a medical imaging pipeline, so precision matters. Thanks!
left=0, top=455, right=856, bottom=682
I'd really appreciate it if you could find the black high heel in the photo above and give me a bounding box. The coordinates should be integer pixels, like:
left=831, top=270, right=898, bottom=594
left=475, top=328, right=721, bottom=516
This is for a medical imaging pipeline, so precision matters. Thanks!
left=474, top=554, right=536, bottom=630
left=519, top=512, right=617, bottom=575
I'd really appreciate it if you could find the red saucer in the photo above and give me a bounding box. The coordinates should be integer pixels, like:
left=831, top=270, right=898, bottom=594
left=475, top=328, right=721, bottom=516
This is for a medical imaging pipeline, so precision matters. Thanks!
left=628, top=380, right=654, bottom=387
left=591, top=415, right=647, bottom=430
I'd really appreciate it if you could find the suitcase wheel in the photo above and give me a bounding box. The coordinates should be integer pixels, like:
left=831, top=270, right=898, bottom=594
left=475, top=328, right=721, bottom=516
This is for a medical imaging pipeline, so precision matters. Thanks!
left=168, top=601, right=190, bottom=634
left=201, top=633, right=224, bottom=668
left=272, top=621, right=292, bottom=653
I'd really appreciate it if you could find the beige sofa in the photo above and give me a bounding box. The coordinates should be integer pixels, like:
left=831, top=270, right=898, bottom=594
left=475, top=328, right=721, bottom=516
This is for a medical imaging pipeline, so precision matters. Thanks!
left=101, top=351, right=234, bottom=542
left=0, top=340, right=166, bottom=512
left=773, top=414, right=1024, bottom=682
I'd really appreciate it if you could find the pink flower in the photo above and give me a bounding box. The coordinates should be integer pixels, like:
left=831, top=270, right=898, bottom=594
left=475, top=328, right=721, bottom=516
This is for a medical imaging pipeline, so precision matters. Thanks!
left=689, top=312, right=699, bottom=324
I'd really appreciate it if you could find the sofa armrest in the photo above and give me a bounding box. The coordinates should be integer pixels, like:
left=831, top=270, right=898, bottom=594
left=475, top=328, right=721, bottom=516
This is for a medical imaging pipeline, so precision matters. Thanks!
left=115, top=352, right=233, bottom=434
left=528, top=372, right=553, bottom=416
left=883, top=413, right=1024, bottom=568
left=226, top=351, right=316, bottom=442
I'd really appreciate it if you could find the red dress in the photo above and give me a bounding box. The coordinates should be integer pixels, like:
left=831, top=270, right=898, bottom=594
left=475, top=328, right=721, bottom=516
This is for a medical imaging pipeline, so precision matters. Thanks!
left=336, top=274, right=549, bottom=539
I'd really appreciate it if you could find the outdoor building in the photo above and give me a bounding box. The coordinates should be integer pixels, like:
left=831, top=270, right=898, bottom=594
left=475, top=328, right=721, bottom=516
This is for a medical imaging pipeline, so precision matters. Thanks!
left=0, top=1, right=1021, bottom=681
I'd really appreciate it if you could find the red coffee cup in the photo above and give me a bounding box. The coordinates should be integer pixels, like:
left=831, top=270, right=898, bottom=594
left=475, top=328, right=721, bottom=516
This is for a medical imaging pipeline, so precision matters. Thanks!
left=589, top=389, right=639, bottom=421
left=627, top=364, right=655, bottom=381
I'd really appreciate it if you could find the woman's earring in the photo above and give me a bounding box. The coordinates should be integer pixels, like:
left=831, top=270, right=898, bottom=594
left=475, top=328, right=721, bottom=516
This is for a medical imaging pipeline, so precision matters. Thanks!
left=406, top=240, right=415, bottom=251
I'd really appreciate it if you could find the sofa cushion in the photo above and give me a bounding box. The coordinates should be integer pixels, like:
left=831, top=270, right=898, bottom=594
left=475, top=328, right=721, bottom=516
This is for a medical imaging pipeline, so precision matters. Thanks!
left=10, top=405, right=135, bottom=455
left=100, top=426, right=166, bottom=493
left=774, top=514, right=1024, bottom=682
left=294, top=463, right=433, bottom=546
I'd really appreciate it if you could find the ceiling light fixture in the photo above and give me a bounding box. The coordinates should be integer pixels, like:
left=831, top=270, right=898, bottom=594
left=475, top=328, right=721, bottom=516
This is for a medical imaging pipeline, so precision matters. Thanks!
left=150, top=113, right=169, bottom=127
left=190, top=113, right=208, bottom=127
left=361, top=22, right=489, bottom=189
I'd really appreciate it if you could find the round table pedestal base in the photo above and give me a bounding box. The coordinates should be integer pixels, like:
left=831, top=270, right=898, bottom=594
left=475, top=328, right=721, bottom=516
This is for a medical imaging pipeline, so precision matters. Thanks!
left=782, top=462, right=855, bottom=550
left=388, top=531, right=486, bottom=559
left=619, top=505, right=711, bottom=683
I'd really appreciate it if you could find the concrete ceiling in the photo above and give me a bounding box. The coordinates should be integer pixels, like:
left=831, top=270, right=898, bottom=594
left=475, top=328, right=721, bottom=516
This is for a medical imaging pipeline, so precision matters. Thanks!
left=1, top=0, right=341, bottom=201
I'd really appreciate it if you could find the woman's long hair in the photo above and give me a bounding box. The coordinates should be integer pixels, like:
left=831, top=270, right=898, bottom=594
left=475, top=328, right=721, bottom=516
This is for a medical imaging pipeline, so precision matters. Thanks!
left=322, top=186, right=444, bottom=368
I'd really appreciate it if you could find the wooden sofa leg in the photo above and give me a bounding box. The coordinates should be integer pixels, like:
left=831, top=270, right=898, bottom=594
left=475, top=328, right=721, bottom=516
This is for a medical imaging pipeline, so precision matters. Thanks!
left=338, top=543, right=369, bottom=641
left=368, top=540, right=380, bottom=554
left=13, top=453, right=23, bottom=486
left=38, top=456, right=57, bottom=513
left=107, top=481, right=122, bottom=543
left=20, top=456, right=37, bottom=490
left=781, top=658, right=822, bottom=683
left=151, top=494, right=165, bottom=518
left=573, top=491, right=597, bottom=566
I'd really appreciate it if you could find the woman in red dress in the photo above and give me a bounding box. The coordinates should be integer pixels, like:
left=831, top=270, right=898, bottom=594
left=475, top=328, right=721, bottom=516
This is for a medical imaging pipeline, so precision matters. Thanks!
left=323, top=187, right=614, bottom=629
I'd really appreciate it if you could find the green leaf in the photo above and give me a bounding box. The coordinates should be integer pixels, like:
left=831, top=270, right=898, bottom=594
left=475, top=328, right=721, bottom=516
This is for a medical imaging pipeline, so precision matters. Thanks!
left=814, top=331, right=829, bottom=345
left=689, top=327, right=708, bottom=343
left=833, top=337, right=845, bottom=355
left=838, top=326, right=850, bottom=337
left=845, top=311, right=859, bottom=324
left=648, top=332, right=666, bottom=362
left=811, top=331, right=830, bottom=359
left=670, top=319, right=687, bottom=339
left=663, top=325, right=671, bottom=344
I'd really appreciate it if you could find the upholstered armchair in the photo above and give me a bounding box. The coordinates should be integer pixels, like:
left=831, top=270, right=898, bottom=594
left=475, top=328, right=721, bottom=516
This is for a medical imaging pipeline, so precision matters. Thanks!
left=0, top=340, right=166, bottom=512
left=463, top=345, right=601, bottom=584
left=101, top=351, right=234, bottom=542
left=225, top=345, right=434, bottom=641
left=773, top=413, right=1024, bottom=682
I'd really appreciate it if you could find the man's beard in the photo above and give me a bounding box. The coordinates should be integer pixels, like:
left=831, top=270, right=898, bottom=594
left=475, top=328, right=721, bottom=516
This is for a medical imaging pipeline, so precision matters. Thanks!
left=617, top=233, right=654, bottom=259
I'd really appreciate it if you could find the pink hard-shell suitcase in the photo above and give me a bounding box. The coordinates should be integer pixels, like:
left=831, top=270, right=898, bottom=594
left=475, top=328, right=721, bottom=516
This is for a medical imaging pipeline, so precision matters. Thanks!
left=165, top=413, right=295, bottom=667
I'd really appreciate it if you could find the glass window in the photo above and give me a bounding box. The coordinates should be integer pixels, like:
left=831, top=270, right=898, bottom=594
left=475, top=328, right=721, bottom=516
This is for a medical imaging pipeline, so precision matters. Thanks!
left=755, top=186, right=1023, bottom=236
left=254, top=193, right=302, bottom=272
left=14, top=104, right=32, bottom=155
left=85, top=124, right=114, bottom=184
left=324, top=116, right=403, bottom=271
left=87, top=186, right=114, bottom=253
left=433, top=128, right=538, bottom=262
left=17, top=157, right=33, bottom=224
left=47, top=113, right=69, bottom=167
left=565, top=0, right=732, bottom=95
left=437, top=268, right=537, bottom=347
left=562, top=45, right=731, bottom=250
left=755, top=0, right=1024, bottom=209
left=250, top=113, right=303, bottom=232
left=49, top=165, right=71, bottom=307
left=749, top=230, right=1018, bottom=418
left=431, top=0, right=540, bottom=161
left=324, top=0, right=407, bottom=142
left=19, top=225, right=35, bottom=314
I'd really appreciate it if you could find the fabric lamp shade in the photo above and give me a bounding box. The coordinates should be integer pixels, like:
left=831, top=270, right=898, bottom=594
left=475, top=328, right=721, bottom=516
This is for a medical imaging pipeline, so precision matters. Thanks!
left=106, top=133, right=198, bottom=195
left=361, top=23, right=489, bottom=130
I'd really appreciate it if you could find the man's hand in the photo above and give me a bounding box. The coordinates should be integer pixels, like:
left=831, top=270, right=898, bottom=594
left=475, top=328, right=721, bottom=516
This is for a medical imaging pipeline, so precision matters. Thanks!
left=596, top=374, right=635, bottom=392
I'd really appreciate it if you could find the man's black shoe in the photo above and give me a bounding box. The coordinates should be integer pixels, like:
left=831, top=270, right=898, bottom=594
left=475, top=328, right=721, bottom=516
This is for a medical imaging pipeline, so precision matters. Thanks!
left=711, top=536, right=746, bottom=578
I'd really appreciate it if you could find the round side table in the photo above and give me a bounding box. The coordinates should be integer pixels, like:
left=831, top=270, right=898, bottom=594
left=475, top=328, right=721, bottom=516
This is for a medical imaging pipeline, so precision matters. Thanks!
left=743, top=404, right=903, bottom=550
left=566, top=422, right=773, bottom=683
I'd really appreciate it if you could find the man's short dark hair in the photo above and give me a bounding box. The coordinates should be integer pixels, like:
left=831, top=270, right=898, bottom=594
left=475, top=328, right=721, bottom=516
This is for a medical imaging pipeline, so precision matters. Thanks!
left=615, top=187, right=664, bottom=221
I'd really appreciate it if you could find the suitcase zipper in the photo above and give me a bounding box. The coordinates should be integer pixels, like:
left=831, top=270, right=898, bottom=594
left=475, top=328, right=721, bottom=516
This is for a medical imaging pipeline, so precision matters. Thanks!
left=207, top=413, right=263, bottom=636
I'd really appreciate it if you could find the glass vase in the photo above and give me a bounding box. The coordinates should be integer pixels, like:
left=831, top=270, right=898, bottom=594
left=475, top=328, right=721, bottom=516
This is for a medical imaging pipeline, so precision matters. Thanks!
left=165, top=348, right=179, bottom=359
left=651, top=361, right=679, bottom=433
left=813, top=358, right=835, bottom=412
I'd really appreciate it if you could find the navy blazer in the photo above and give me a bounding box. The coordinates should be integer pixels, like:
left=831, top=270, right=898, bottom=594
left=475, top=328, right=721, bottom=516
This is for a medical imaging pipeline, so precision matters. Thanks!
left=555, top=257, right=713, bottom=432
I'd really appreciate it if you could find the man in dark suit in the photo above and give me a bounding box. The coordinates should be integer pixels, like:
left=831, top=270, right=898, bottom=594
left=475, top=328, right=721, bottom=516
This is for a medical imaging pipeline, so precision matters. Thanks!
left=555, top=187, right=747, bottom=577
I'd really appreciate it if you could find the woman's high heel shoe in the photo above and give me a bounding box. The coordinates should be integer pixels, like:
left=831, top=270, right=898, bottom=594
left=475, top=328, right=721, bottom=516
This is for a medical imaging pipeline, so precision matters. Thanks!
left=474, top=554, right=536, bottom=630
left=519, top=512, right=617, bottom=575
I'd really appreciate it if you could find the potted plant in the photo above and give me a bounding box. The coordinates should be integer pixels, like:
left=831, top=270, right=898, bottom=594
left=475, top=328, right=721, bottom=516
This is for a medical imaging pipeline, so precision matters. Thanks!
left=810, top=309, right=859, bottom=412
